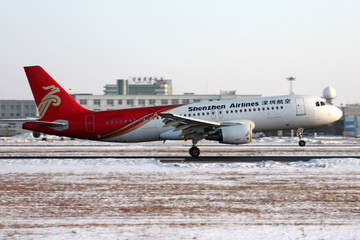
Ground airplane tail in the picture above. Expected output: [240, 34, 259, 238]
[24, 66, 90, 119]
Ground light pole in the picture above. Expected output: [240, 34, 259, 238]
[287, 77, 296, 137]
[287, 77, 296, 94]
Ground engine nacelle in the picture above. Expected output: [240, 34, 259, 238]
[206, 124, 252, 144]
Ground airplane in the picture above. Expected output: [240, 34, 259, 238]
[22, 66, 343, 157]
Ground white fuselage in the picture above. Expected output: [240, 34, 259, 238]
[107, 94, 342, 143]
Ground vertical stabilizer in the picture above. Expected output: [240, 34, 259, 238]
[24, 66, 90, 119]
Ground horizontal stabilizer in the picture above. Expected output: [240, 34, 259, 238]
[27, 120, 67, 127]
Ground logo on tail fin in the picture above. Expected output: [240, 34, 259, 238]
[38, 85, 61, 118]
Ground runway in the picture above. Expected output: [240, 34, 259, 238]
[1, 136, 360, 239]
[1, 155, 360, 163]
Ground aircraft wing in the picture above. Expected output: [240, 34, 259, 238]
[160, 112, 220, 138]
[160, 112, 255, 139]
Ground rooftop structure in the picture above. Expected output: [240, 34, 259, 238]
[104, 77, 174, 96]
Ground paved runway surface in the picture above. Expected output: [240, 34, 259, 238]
[1, 137, 360, 239]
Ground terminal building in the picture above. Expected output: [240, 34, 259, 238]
[74, 77, 260, 111]
[104, 77, 174, 96]
[0, 100, 38, 137]
[72, 91, 261, 111]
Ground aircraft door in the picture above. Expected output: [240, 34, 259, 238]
[85, 115, 96, 133]
[295, 98, 306, 116]
[211, 110, 216, 119]
[218, 109, 224, 119]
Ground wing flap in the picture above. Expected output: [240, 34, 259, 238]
[160, 112, 221, 127]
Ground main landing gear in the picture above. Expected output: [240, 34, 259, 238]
[297, 128, 306, 147]
[189, 135, 202, 158]
[189, 146, 200, 158]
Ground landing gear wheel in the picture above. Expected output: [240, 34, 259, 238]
[299, 140, 306, 147]
[189, 146, 200, 158]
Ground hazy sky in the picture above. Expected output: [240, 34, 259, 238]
[1, 0, 359, 105]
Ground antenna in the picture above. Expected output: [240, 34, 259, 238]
[286, 77, 296, 94]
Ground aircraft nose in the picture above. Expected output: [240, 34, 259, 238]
[332, 106, 343, 121]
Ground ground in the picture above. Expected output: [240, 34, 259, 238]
[0, 136, 359, 239]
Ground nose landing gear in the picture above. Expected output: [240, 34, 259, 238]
[297, 128, 306, 147]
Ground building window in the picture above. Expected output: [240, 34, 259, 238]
[149, 100, 156, 105]
[118, 100, 123, 105]
[94, 99, 101, 105]
[171, 99, 179, 104]
[10, 105, 14, 110]
[107, 99, 114, 105]
[138, 99, 145, 106]
[182, 99, 190, 104]
[193, 99, 201, 103]
[126, 99, 134, 105]
[161, 100, 168, 105]
[80, 99, 87, 105]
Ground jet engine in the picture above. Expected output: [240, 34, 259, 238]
[206, 124, 253, 144]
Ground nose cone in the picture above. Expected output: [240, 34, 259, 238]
[333, 106, 343, 121]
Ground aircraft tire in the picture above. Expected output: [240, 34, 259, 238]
[33, 131, 41, 138]
[189, 147, 200, 158]
[299, 140, 306, 147]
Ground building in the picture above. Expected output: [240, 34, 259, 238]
[0, 100, 38, 118]
[104, 77, 174, 96]
[0, 100, 39, 137]
[343, 104, 360, 137]
[72, 91, 261, 111]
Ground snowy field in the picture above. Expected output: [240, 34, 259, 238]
[0, 135, 360, 239]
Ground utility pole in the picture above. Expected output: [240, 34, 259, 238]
[286, 77, 296, 94]
[287, 77, 296, 137]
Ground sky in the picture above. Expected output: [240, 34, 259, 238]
[1, 0, 359, 106]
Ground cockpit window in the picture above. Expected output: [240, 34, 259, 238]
[316, 101, 327, 107]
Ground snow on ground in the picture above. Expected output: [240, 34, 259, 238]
[0, 135, 360, 239]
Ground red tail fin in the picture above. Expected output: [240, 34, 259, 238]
[24, 66, 90, 119]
